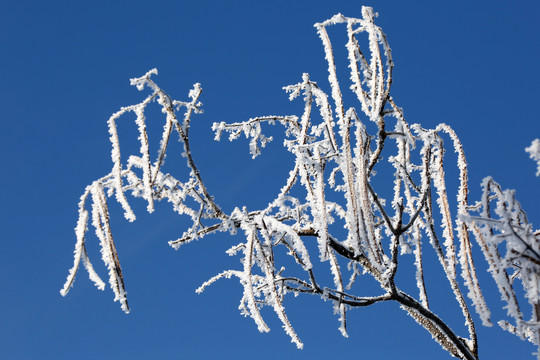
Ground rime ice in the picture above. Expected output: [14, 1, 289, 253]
[62, 7, 539, 360]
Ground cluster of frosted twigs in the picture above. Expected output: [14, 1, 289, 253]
[62, 7, 539, 360]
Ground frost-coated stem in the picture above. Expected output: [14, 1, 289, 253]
[395, 290, 477, 360]
[171, 85, 225, 219]
[63, 7, 538, 359]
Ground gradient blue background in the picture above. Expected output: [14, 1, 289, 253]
[0, 0, 539, 359]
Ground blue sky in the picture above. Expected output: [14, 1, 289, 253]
[0, 0, 539, 359]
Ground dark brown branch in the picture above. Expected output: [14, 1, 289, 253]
[400, 188, 429, 234]
[395, 290, 477, 360]
[367, 182, 397, 235]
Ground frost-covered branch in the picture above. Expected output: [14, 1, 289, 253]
[526, 139, 540, 176]
[62, 6, 539, 359]
[463, 177, 540, 356]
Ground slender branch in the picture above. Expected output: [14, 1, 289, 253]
[395, 290, 477, 360]
[169, 223, 222, 247]
[367, 182, 396, 235]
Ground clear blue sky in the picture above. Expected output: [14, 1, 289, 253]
[0, 0, 538, 359]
